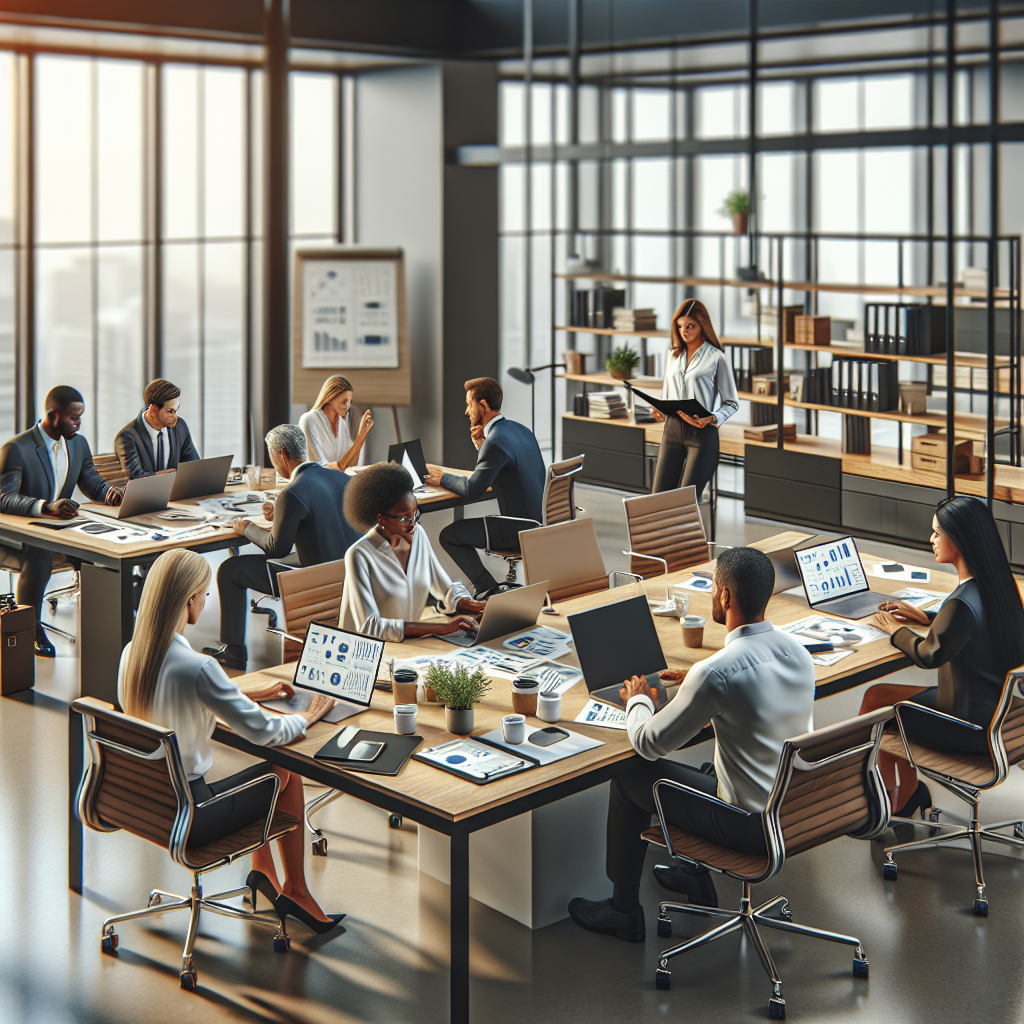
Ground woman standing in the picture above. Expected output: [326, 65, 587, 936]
[299, 376, 373, 471]
[650, 298, 739, 496]
[859, 496, 1024, 817]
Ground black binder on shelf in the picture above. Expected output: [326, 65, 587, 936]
[313, 728, 421, 776]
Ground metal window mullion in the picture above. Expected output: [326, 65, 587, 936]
[244, 65, 254, 470]
[197, 67, 206, 450]
[147, 61, 163, 384]
[523, 0, 533, 379]
[15, 53, 35, 431]
[90, 60, 99, 441]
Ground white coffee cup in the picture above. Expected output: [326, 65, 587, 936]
[394, 704, 417, 735]
[670, 585, 690, 616]
[502, 714, 526, 744]
[537, 692, 561, 723]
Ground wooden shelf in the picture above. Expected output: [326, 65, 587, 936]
[558, 372, 663, 388]
[785, 341, 1012, 367]
[558, 325, 670, 338]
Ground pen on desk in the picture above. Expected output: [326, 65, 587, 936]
[482, 760, 525, 777]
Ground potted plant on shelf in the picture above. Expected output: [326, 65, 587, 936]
[719, 189, 750, 235]
[606, 345, 640, 381]
[426, 662, 491, 735]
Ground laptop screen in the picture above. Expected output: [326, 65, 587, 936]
[388, 440, 428, 485]
[293, 622, 385, 706]
[795, 536, 869, 606]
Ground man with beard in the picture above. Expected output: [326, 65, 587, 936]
[568, 546, 815, 942]
[423, 377, 545, 598]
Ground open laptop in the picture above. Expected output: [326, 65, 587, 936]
[79, 471, 177, 519]
[768, 544, 803, 595]
[436, 580, 549, 647]
[567, 593, 671, 709]
[261, 621, 386, 724]
[794, 534, 887, 619]
[388, 440, 429, 488]
[169, 454, 233, 501]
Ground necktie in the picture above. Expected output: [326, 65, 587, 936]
[156, 431, 165, 471]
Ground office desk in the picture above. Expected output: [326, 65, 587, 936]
[67, 530, 952, 1023]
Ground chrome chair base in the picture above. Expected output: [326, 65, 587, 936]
[304, 789, 344, 855]
[100, 871, 289, 989]
[655, 881, 868, 1019]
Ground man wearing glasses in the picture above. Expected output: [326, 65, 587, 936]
[206, 424, 361, 671]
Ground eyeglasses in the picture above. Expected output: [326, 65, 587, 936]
[381, 509, 421, 526]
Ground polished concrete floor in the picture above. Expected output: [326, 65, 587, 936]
[2, 489, 1024, 1023]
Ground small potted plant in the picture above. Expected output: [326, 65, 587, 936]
[606, 345, 640, 380]
[426, 662, 491, 735]
[719, 189, 750, 235]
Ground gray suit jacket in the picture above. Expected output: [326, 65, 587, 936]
[115, 410, 201, 479]
[0, 425, 111, 516]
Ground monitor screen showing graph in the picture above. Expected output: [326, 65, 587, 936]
[293, 622, 385, 706]
[795, 536, 869, 605]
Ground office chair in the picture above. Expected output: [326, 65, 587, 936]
[1, 555, 79, 645]
[879, 666, 1024, 915]
[643, 708, 891, 1020]
[71, 696, 297, 991]
[483, 455, 586, 588]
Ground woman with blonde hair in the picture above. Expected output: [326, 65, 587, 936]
[118, 548, 343, 934]
[650, 298, 739, 496]
[298, 375, 373, 471]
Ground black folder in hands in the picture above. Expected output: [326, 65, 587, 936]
[625, 384, 712, 421]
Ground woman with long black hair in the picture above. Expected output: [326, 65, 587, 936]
[859, 495, 1024, 817]
[650, 298, 739, 495]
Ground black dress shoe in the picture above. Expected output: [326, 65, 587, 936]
[653, 863, 719, 908]
[34, 624, 55, 658]
[567, 897, 646, 942]
[202, 643, 247, 671]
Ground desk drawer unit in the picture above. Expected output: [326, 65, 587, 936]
[562, 417, 646, 491]
[744, 446, 842, 528]
[842, 475, 945, 543]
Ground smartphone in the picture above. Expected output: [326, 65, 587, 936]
[911, 571, 928, 580]
[881, 563, 904, 573]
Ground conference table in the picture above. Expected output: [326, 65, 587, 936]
[69, 528, 952, 1024]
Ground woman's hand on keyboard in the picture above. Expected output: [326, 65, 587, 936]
[301, 694, 337, 726]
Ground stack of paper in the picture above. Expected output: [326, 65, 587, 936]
[587, 390, 629, 419]
[612, 307, 658, 332]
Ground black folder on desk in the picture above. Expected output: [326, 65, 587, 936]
[625, 384, 711, 421]
[314, 728, 421, 776]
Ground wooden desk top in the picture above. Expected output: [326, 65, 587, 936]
[225, 530, 954, 825]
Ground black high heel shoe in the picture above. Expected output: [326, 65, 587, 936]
[274, 894, 345, 934]
[894, 780, 933, 820]
[245, 870, 280, 907]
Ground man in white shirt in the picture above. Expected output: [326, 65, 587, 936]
[569, 546, 815, 942]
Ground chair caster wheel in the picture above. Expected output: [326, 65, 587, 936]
[48, 598, 57, 612]
[101, 931, 118, 957]
[388, 814, 403, 829]
[768, 995, 786, 1020]
[655, 967, 671, 990]
[273, 932, 291, 953]
[928, 808, 941, 823]
[268, 610, 278, 628]
[1015, 823, 1024, 841]
[657, 916, 672, 938]
[882, 861, 897, 881]
[312, 838, 328, 856]
[852, 956, 869, 979]
[180, 968, 198, 991]
[974, 898, 989, 917]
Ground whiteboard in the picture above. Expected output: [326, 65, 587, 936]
[301, 258, 399, 369]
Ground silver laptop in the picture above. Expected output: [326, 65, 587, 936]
[169, 455, 233, 501]
[768, 545, 803, 595]
[437, 580, 549, 647]
[80, 471, 177, 519]
[794, 535, 886, 619]
[262, 621, 386, 724]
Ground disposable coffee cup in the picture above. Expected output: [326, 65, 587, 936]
[502, 714, 526, 744]
[537, 692, 561, 723]
[394, 704, 417, 735]
[682, 614, 706, 649]
[510, 677, 540, 716]
[670, 585, 690, 616]
[245, 464, 261, 490]
[393, 667, 419, 705]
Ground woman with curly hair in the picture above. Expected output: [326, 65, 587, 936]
[339, 462, 486, 641]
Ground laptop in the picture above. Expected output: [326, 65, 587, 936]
[261, 621, 386, 724]
[567, 593, 671, 709]
[794, 535, 887, 619]
[80, 471, 177, 519]
[388, 440, 429, 489]
[768, 545, 803, 595]
[436, 580, 549, 647]
[168, 455, 233, 501]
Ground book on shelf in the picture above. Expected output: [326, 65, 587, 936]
[586, 390, 629, 419]
[828, 358, 899, 412]
[570, 287, 627, 329]
[611, 307, 658, 332]
[729, 344, 773, 392]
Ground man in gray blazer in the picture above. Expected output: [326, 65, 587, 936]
[114, 378, 201, 479]
[0, 385, 122, 656]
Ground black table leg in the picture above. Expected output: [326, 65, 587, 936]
[69, 707, 83, 894]
[449, 826, 470, 1024]
[79, 561, 135, 705]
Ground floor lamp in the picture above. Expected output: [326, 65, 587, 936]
[507, 363, 565, 441]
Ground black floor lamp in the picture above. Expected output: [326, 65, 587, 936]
[507, 363, 565, 441]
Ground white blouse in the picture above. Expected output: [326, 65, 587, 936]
[661, 342, 740, 427]
[340, 526, 471, 642]
[298, 406, 368, 468]
[117, 633, 306, 781]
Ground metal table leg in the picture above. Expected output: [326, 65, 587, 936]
[449, 826, 470, 1024]
[69, 708, 83, 894]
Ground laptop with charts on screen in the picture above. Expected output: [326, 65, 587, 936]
[793, 535, 887, 620]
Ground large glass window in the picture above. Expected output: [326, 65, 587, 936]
[0, 53, 16, 439]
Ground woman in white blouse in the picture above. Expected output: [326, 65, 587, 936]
[118, 549, 343, 934]
[339, 462, 485, 642]
[298, 376, 373, 471]
[651, 297, 739, 495]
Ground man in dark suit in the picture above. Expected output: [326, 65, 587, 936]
[0, 385, 123, 656]
[424, 376, 546, 598]
[205, 423, 361, 671]
[114, 378, 201, 479]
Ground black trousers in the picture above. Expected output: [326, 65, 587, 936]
[218, 554, 274, 647]
[607, 759, 767, 895]
[0, 543, 54, 619]
[899, 687, 991, 756]
[651, 417, 720, 497]
[188, 760, 277, 848]
[439, 516, 526, 593]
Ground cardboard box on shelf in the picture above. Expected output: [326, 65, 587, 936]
[898, 382, 928, 415]
[752, 373, 790, 396]
[794, 315, 830, 346]
[910, 433, 977, 473]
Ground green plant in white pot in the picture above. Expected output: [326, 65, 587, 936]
[427, 662, 491, 735]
